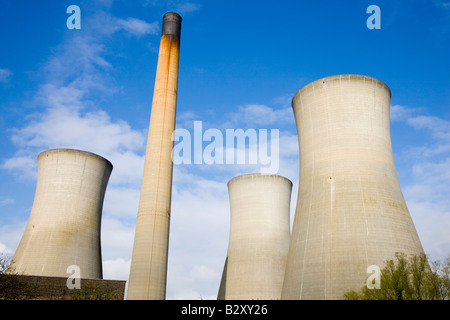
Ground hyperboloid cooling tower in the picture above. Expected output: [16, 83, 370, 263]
[218, 173, 292, 300]
[127, 12, 182, 300]
[281, 74, 424, 300]
[10, 148, 112, 279]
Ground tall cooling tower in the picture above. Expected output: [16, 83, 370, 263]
[218, 173, 292, 300]
[127, 12, 182, 300]
[10, 148, 112, 279]
[282, 74, 424, 300]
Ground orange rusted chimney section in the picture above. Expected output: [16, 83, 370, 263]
[127, 12, 181, 300]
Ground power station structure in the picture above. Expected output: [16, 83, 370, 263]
[218, 174, 292, 300]
[10, 148, 112, 279]
[127, 12, 182, 300]
[6, 10, 427, 301]
[281, 74, 425, 299]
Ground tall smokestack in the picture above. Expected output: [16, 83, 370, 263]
[10, 149, 112, 279]
[282, 75, 424, 299]
[127, 12, 182, 300]
[218, 174, 292, 300]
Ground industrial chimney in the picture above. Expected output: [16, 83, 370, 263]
[218, 173, 292, 300]
[127, 12, 182, 300]
[10, 148, 112, 279]
[282, 74, 425, 299]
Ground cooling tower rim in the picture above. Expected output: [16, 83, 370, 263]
[37, 148, 113, 169]
[291, 74, 391, 107]
[227, 172, 292, 188]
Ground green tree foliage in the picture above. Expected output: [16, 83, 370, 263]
[344, 252, 450, 300]
[70, 283, 121, 300]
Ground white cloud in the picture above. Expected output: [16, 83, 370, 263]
[228, 104, 294, 126]
[101, 218, 135, 261]
[0, 197, 14, 207]
[407, 200, 450, 262]
[1, 11, 150, 171]
[167, 262, 220, 300]
[175, 3, 200, 15]
[1, 156, 37, 180]
[165, 166, 230, 299]
[392, 105, 450, 261]
[0, 6, 150, 291]
[42, 38, 112, 91]
[103, 258, 131, 281]
[11, 106, 143, 155]
[115, 18, 159, 37]
[103, 186, 140, 219]
[3, 100, 146, 186]
[407, 115, 450, 142]
[0, 220, 27, 255]
[391, 104, 413, 122]
[0, 68, 12, 83]
[0, 243, 11, 255]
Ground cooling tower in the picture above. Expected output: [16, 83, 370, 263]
[10, 148, 112, 279]
[281, 74, 424, 300]
[127, 12, 182, 300]
[217, 173, 292, 300]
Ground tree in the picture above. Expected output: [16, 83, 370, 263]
[429, 256, 450, 300]
[344, 252, 450, 300]
[70, 283, 121, 300]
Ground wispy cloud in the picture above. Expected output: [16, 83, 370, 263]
[116, 17, 160, 37]
[2, 8, 150, 178]
[1, 6, 151, 287]
[0, 68, 12, 84]
[0, 3, 219, 299]
[228, 104, 294, 127]
[391, 104, 415, 122]
[0, 197, 14, 207]
[0, 220, 26, 255]
[392, 105, 450, 261]
[175, 2, 200, 15]
[407, 115, 450, 142]
[1, 156, 37, 180]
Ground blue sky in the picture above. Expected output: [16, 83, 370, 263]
[0, 0, 449, 299]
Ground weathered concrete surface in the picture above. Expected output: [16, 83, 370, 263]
[10, 148, 112, 279]
[127, 12, 181, 300]
[218, 173, 292, 300]
[282, 75, 424, 300]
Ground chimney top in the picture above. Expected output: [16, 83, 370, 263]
[162, 12, 182, 37]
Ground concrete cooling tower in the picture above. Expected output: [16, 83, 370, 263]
[281, 74, 424, 300]
[10, 148, 112, 279]
[218, 173, 292, 300]
[127, 12, 182, 300]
